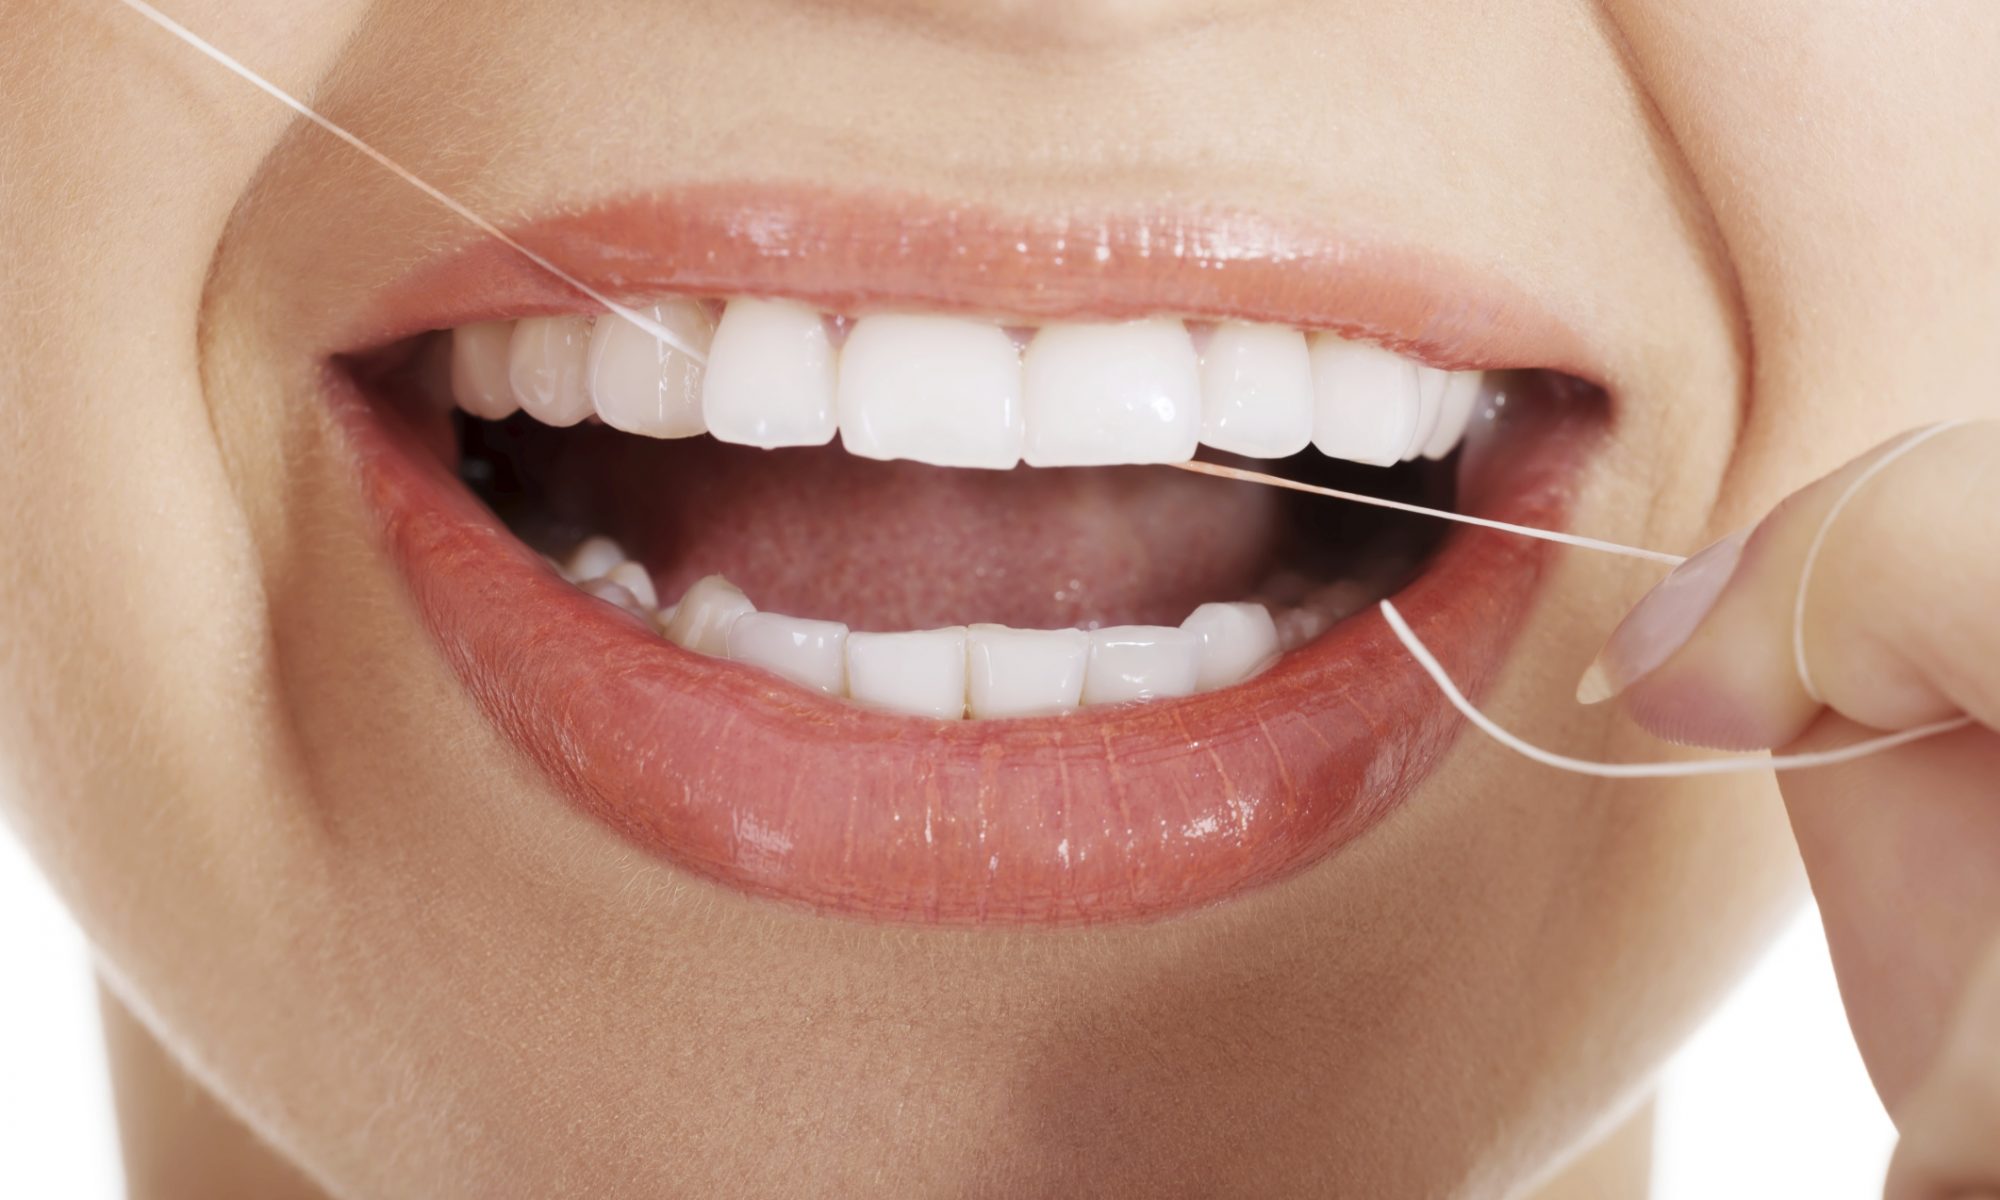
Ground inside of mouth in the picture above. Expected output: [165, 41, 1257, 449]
[362, 296, 1561, 720]
[459, 414, 1446, 636]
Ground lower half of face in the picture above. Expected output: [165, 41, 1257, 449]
[11, 0, 1996, 1194]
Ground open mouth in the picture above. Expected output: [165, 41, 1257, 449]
[331, 190, 1603, 925]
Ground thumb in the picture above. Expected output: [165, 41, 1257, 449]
[1576, 419, 2000, 750]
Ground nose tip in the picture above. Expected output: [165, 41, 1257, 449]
[812, 0, 1272, 48]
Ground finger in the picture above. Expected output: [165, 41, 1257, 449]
[1577, 420, 2000, 750]
[1883, 931, 2000, 1200]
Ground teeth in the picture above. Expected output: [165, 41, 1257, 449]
[564, 570, 1319, 715]
[1021, 318, 1201, 466]
[579, 578, 650, 621]
[450, 321, 519, 419]
[602, 560, 657, 610]
[457, 301, 1487, 464]
[588, 299, 714, 438]
[1420, 370, 1484, 460]
[1180, 602, 1281, 691]
[727, 612, 849, 695]
[966, 625, 1091, 718]
[1308, 334, 1422, 467]
[507, 315, 596, 427]
[564, 535, 627, 584]
[1198, 322, 1314, 459]
[837, 314, 1025, 469]
[702, 298, 838, 448]
[1081, 626, 1202, 706]
[845, 627, 969, 719]
[1401, 365, 1451, 462]
[662, 575, 756, 656]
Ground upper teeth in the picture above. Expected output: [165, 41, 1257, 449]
[450, 298, 1487, 468]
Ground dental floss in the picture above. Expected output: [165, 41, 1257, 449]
[1169, 460, 1688, 565]
[115, 0, 1985, 777]
[1790, 419, 1969, 703]
[106, 0, 708, 364]
[1379, 600, 1975, 778]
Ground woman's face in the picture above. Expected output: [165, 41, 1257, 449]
[3, 1, 1995, 1194]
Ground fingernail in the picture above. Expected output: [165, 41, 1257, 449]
[1576, 528, 1751, 704]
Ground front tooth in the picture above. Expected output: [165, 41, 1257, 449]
[1021, 319, 1201, 466]
[1198, 322, 1314, 459]
[662, 575, 756, 656]
[1180, 602, 1281, 691]
[845, 627, 969, 719]
[1420, 371, 1484, 459]
[603, 561, 657, 609]
[727, 612, 849, 695]
[564, 535, 626, 583]
[702, 298, 838, 448]
[451, 321, 519, 419]
[1308, 335, 1421, 467]
[1081, 625, 1201, 706]
[836, 314, 1024, 469]
[966, 625, 1090, 718]
[507, 315, 596, 427]
[588, 299, 714, 438]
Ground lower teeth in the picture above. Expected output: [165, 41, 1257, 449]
[446, 386, 1454, 720]
[549, 534, 1335, 720]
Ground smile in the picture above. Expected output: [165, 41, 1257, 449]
[334, 187, 1604, 925]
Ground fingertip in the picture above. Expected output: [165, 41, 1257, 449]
[1573, 527, 1751, 708]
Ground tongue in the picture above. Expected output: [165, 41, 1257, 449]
[535, 431, 1284, 630]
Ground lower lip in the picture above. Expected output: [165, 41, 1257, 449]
[335, 376, 1588, 926]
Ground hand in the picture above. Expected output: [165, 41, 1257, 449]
[1580, 420, 2000, 1199]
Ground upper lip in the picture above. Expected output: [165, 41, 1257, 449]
[332, 185, 1599, 926]
[342, 183, 1606, 383]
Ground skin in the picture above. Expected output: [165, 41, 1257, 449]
[0, 1, 1993, 1195]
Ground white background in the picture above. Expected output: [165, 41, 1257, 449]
[0, 824, 1893, 1198]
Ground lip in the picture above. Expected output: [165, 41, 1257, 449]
[333, 188, 1597, 925]
[342, 184, 1602, 380]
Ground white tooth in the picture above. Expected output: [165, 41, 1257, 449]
[565, 535, 626, 583]
[1081, 625, 1201, 706]
[1274, 606, 1331, 652]
[845, 627, 969, 719]
[1309, 335, 1422, 467]
[662, 575, 756, 656]
[1021, 319, 1201, 466]
[580, 579, 649, 621]
[837, 314, 1024, 469]
[603, 560, 657, 609]
[451, 321, 519, 419]
[507, 315, 596, 426]
[701, 298, 838, 448]
[587, 299, 714, 438]
[727, 612, 849, 695]
[1198, 322, 1313, 459]
[966, 625, 1090, 718]
[1401, 366, 1451, 461]
[1421, 371, 1484, 460]
[1180, 602, 1281, 691]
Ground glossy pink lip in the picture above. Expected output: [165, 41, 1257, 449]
[335, 188, 1598, 925]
